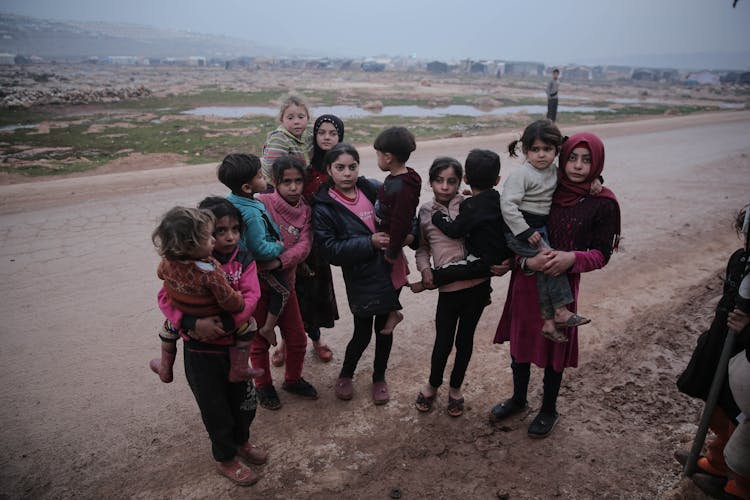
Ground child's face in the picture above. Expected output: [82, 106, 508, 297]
[525, 139, 557, 171]
[275, 168, 304, 206]
[430, 166, 460, 205]
[564, 146, 593, 183]
[375, 150, 391, 172]
[243, 168, 267, 195]
[191, 226, 215, 259]
[281, 104, 309, 138]
[213, 216, 241, 254]
[327, 153, 359, 192]
[316, 122, 339, 151]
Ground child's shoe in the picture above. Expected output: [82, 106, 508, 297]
[228, 347, 264, 382]
[149, 347, 176, 383]
[237, 442, 268, 465]
[215, 457, 259, 486]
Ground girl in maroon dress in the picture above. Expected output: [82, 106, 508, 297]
[490, 132, 621, 438]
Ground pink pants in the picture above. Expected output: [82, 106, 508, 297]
[250, 288, 307, 388]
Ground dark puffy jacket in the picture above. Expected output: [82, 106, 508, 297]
[312, 177, 401, 317]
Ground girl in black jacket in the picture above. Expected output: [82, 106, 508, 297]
[312, 143, 401, 405]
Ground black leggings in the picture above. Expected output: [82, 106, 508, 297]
[339, 314, 393, 383]
[184, 342, 257, 462]
[510, 357, 563, 414]
[428, 280, 490, 389]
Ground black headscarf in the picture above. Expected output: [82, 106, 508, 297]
[310, 114, 345, 172]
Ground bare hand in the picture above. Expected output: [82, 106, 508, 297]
[528, 231, 542, 247]
[590, 178, 603, 196]
[190, 316, 226, 342]
[402, 234, 415, 247]
[421, 268, 435, 288]
[489, 258, 512, 277]
[728, 308, 750, 333]
[540, 250, 576, 277]
[371, 232, 390, 250]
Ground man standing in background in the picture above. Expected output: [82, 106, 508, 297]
[546, 68, 560, 122]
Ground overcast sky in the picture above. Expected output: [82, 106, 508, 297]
[2, 0, 749, 66]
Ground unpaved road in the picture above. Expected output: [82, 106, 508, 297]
[1, 111, 749, 499]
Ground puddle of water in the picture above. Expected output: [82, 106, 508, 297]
[183, 104, 613, 119]
[0, 124, 39, 132]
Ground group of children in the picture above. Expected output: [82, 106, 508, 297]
[147, 93, 598, 485]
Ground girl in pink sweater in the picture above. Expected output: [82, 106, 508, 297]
[251, 156, 319, 410]
[413, 157, 511, 417]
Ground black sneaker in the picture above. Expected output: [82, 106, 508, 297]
[528, 411, 559, 438]
[282, 378, 319, 400]
[489, 398, 528, 422]
[257, 384, 282, 410]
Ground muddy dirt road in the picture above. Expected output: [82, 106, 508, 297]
[1, 111, 749, 499]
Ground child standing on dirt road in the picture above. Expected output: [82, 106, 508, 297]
[220, 153, 291, 348]
[313, 143, 403, 405]
[502, 119, 598, 342]
[373, 126, 422, 335]
[150, 205, 261, 384]
[261, 95, 313, 183]
[156, 198, 268, 486]
[413, 157, 511, 417]
[273, 114, 345, 367]
[249, 156, 320, 410]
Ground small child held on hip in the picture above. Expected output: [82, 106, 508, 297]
[373, 126, 422, 334]
[261, 95, 313, 184]
[312, 143, 402, 404]
[155, 199, 268, 486]
[410, 149, 513, 293]
[150, 205, 262, 384]
[502, 118, 600, 342]
[220, 153, 290, 346]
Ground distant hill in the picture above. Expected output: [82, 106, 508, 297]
[0, 13, 285, 59]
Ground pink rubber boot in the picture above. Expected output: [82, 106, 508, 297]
[149, 347, 176, 383]
[228, 347, 264, 382]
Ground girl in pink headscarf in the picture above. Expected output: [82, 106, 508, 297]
[490, 131, 621, 439]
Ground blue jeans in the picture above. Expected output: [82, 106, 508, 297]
[506, 227, 573, 319]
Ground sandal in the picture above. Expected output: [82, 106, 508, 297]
[447, 395, 465, 417]
[216, 457, 259, 486]
[271, 348, 285, 367]
[555, 313, 590, 328]
[414, 391, 436, 412]
[542, 328, 569, 343]
[313, 343, 333, 362]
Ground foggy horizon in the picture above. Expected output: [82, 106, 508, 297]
[1, 0, 749, 70]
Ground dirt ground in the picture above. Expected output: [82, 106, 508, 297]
[0, 110, 749, 499]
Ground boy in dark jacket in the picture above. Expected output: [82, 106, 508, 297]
[410, 149, 512, 292]
[373, 126, 422, 334]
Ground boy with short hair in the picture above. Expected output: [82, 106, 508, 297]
[410, 149, 512, 292]
[373, 126, 422, 334]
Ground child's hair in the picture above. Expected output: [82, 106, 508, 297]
[507, 119, 563, 158]
[373, 126, 416, 163]
[552, 68, 560, 75]
[217, 153, 262, 195]
[152, 206, 215, 261]
[272, 155, 306, 183]
[311, 114, 345, 172]
[324, 142, 360, 167]
[278, 94, 310, 121]
[428, 157, 463, 182]
[197, 196, 245, 235]
[735, 204, 749, 236]
[464, 149, 500, 190]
